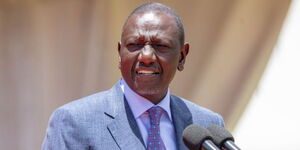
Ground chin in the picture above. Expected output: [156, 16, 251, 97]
[135, 86, 162, 99]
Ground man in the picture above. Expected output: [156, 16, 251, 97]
[42, 2, 224, 150]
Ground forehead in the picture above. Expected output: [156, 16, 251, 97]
[122, 12, 179, 42]
[136, 12, 160, 26]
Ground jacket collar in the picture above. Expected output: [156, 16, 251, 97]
[170, 95, 193, 150]
[105, 81, 146, 150]
[104, 82, 193, 150]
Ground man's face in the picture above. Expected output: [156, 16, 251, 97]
[118, 12, 189, 103]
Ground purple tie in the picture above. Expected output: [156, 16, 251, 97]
[146, 106, 166, 150]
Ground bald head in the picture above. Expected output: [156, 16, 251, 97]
[122, 2, 185, 47]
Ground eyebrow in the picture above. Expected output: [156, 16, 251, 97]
[124, 34, 175, 45]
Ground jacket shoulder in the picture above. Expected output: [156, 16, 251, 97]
[42, 89, 114, 149]
[57, 90, 110, 114]
[172, 95, 224, 127]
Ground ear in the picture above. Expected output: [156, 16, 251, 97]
[177, 43, 189, 71]
[118, 42, 121, 69]
[118, 42, 121, 54]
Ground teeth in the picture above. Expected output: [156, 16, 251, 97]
[137, 70, 155, 74]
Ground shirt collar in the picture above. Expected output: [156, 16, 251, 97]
[120, 79, 172, 121]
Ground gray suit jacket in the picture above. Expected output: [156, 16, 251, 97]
[42, 82, 224, 150]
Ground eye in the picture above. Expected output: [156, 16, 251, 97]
[126, 43, 144, 51]
[152, 44, 170, 52]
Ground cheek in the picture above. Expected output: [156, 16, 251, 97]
[120, 52, 137, 74]
[120, 59, 132, 73]
[161, 54, 180, 68]
[161, 57, 179, 77]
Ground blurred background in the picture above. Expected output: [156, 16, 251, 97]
[0, 0, 299, 149]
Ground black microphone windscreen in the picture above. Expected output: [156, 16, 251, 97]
[207, 125, 234, 147]
[182, 124, 213, 150]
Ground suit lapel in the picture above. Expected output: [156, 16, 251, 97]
[124, 97, 145, 146]
[105, 83, 145, 150]
[104, 82, 194, 150]
[170, 95, 193, 150]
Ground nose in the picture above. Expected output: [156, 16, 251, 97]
[138, 44, 157, 66]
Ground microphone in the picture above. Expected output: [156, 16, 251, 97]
[183, 124, 220, 150]
[207, 125, 241, 150]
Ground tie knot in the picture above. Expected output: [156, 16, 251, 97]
[147, 106, 164, 125]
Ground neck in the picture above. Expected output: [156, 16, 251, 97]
[141, 91, 168, 104]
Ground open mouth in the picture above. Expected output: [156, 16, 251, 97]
[136, 70, 160, 75]
[134, 68, 161, 83]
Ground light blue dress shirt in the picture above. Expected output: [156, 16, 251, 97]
[120, 79, 177, 150]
